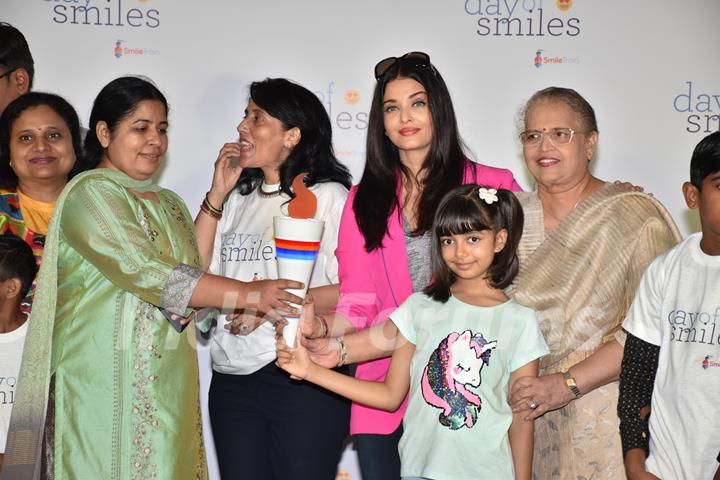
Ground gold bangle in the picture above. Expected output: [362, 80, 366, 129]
[202, 198, 222, 216]
[203, 192, 223, 214]
[200, 202, 221, 219]
[336, 336, 347, 368]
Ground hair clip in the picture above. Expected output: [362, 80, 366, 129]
[478, 187, 498, 204]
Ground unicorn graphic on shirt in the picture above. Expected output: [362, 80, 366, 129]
[421, 330, 496, 430]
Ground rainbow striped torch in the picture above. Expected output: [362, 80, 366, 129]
[273, 216, 325, 347]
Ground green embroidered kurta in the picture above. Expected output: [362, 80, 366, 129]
[2, 170, 207, 480]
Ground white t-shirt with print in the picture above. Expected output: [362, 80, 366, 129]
[209, 181, 347, 375]
[623, 233, 720, 480]
[391, 293, 548, 480]
[0, 320, 28, 453]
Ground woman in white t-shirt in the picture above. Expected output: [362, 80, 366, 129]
[194, 77, 353, 480]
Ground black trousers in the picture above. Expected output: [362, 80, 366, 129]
[354, 424, 403, 480]
[209, 364, 351, 480]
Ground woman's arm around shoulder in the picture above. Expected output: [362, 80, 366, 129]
[466, 160, 523, 192]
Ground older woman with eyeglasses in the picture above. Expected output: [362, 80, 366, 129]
[506, 87, 681, 479]
[294, 51, 522, 480]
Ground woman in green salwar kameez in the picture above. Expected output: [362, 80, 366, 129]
[1, 77, 303, 480]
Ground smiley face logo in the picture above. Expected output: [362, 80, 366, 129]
[556, 0, 572, 11]
[344, 90, 360, 106]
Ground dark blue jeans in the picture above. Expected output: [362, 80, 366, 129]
[209, 365, 350, 480]
[354, 424, 403, 480]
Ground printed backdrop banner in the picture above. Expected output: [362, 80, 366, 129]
[3, 1, 720, 478]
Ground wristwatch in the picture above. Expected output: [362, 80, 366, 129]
[562, 370, 582, 399]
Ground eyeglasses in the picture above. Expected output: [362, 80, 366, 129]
[374, 51, 433, 80]
[0, 68, 16, 80]
[519, 128, 577, 147]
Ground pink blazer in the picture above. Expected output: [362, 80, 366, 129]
[334, 161, 523, 434]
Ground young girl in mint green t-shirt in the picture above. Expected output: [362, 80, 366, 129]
[277, 185, 548, 480]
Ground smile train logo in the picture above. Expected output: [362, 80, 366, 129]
[114, 40, 123, 58]
[702, 355, 720, 369]
[531, 48, 580, 68]
[110, 39, 161, 59]
[534, 49, 544, 68]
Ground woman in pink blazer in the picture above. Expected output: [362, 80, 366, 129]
[301, 52, 522, 479]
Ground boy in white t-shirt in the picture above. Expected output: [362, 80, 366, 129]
[619, 131, 720, 480]
[0, 234, 37, 471]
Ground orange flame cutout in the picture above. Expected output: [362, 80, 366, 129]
[288, 173, 317, 219]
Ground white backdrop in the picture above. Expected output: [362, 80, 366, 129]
[3, 1, 720, 478]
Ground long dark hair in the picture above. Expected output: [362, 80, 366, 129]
[235, 78, 351, 196]
[354, 56, 469, 252]
[84, 76, 168, 167]
[0, 91, 88, 189]
[424, 185, 524, 302]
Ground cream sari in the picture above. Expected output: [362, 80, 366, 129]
[511, 184, 681, 480]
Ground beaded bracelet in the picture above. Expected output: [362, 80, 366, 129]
[336, 336, 347, 368]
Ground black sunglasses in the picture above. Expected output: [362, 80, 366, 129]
[374, 51, 433, 80]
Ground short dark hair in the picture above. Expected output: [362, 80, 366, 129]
[0, 233, 38, 298]
[690, 131, 720, 190]
[235, 77, 352, 196]
[84, 76, 168, 166]
[424, 185, 524, 302]
[0, 91, 88, 189]
[523, 86, 598, 134]
[354, 53, 470, 252]
[0, 22, 34, 88]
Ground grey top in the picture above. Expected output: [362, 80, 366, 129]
[403, 217, 432, 293]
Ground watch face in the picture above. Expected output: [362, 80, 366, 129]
[563, 374, 581, 398]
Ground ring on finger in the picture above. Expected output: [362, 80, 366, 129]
[528, 399, 538, 409]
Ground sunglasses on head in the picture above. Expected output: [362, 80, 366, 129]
[374, 51, 433, 80]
